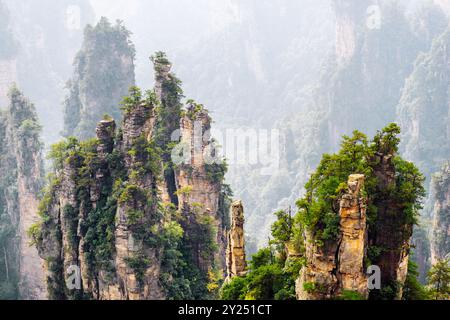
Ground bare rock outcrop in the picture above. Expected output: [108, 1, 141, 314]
[0, 87, 46, 299]
[175, 104, 228, 272]
[431, 163, 450, 264]
[296, 174, 368, 300]
[226, 201, 247, 281]
[36, 56, 230, 300]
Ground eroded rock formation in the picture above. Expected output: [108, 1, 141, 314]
[226, 201, 247, 281]
[369, 152, 412, 300]
[431, 163, 450, 264]
[0, 87, 46, 299]
[333, 0, 372, 64]
[338, 174, 368, 295]
[63, 17, 135, 140]
[175, 104, 228, 272]
[35, 56, 230, 300]
[296, 174, 368, 300]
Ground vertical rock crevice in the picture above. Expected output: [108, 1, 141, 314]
[0, 87, 46, 299]
[296, 174, 368, 300]
[226, 201, 247, 282]
[431, 163, 450, 264]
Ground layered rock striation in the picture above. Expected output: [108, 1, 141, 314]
[296, 174, 368, 300]
[63, 17, 135, 140]
[226, 201, 247, 282]
[0, 87, 46, 299]
[35, 56, 230, 300]
[431, 163, 450, 264]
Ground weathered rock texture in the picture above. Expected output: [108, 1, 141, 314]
[37, 98, 165, 300]
[296, 174, 368, 300]
[226, 201, 247, 281]
[36, 57, 230, 300]
[0, 87, 46, 299]
[338, 174, 368, 295]
[396, 10, 450, 282]
[63, 17, 135, 140]
[369, 152, 412, 300]
[333, 0, 372, 64]
[175, 106, 228, 272]
[431, 163, 450, 264]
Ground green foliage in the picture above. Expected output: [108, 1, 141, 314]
[427, 259, 450, 300]
[120, 86, 143, 114]
[128, 134, 162, 177]
[82, 188, 118, 278]
[125, 252, 151, 287]
[366, 246, 383, 267]
[303, 282, 325, 294]
[221, 246, 299, 301]
[295, 124, 425, 245]
[151, 51, 171, 70]
[63, 205, 79, 250]
[371, 122, 401, 155]
[221, 276, 248, 300]
[48, 137, 80, 170]
[224, 124, 425, 301]
[120, 86, 158, 116]
[174, 185, 193, 197]
[205, 160, 228, 184]
[391, 156, 426, 225]
[271, 210, 293, 243]
[17, 119, 42, 140]
[370, 281, 401, 300]
[63, 17, 135, 139]
[335, 290, 366, 300]
[151, 52, 184, 163]
[296, 130, 372, 241]
[118, 184, 147, 204]
[183, 100, 210, 121]
[0, 88, 43, 300]
[402, 259, 429, 300]
[126, 209, 144, 225]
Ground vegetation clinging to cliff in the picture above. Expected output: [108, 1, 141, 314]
[222, 124, 425, 301]
[63, 17, 135, 140]
[296, 123, 425, 244]
[0, 88, 43, 300]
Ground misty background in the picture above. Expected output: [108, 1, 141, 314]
[1, 0, 449, 276]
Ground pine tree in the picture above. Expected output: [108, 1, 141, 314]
[427, 259, 450, 300]
[402, 259, 429, 300]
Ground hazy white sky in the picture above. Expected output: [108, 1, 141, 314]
[90, 0, 140, 21]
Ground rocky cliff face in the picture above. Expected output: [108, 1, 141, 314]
[0, 87, 46, 299]
[293, 124, 425, 300]
[333, 0, 371, 64]
[175, 106, 228, 273]
[296, 174, 368, 300]
[35, 56, 230, 300]
[242, 1, 443, 250]
[2, 0, 94, 143]
[226, 201, 247, 282]
[369, 152, 412, 299]
[63, 17, 135, 140]
[397, 22, 450, 281]
[431, 163, 450, 264]
[398, 28, 450, 180]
